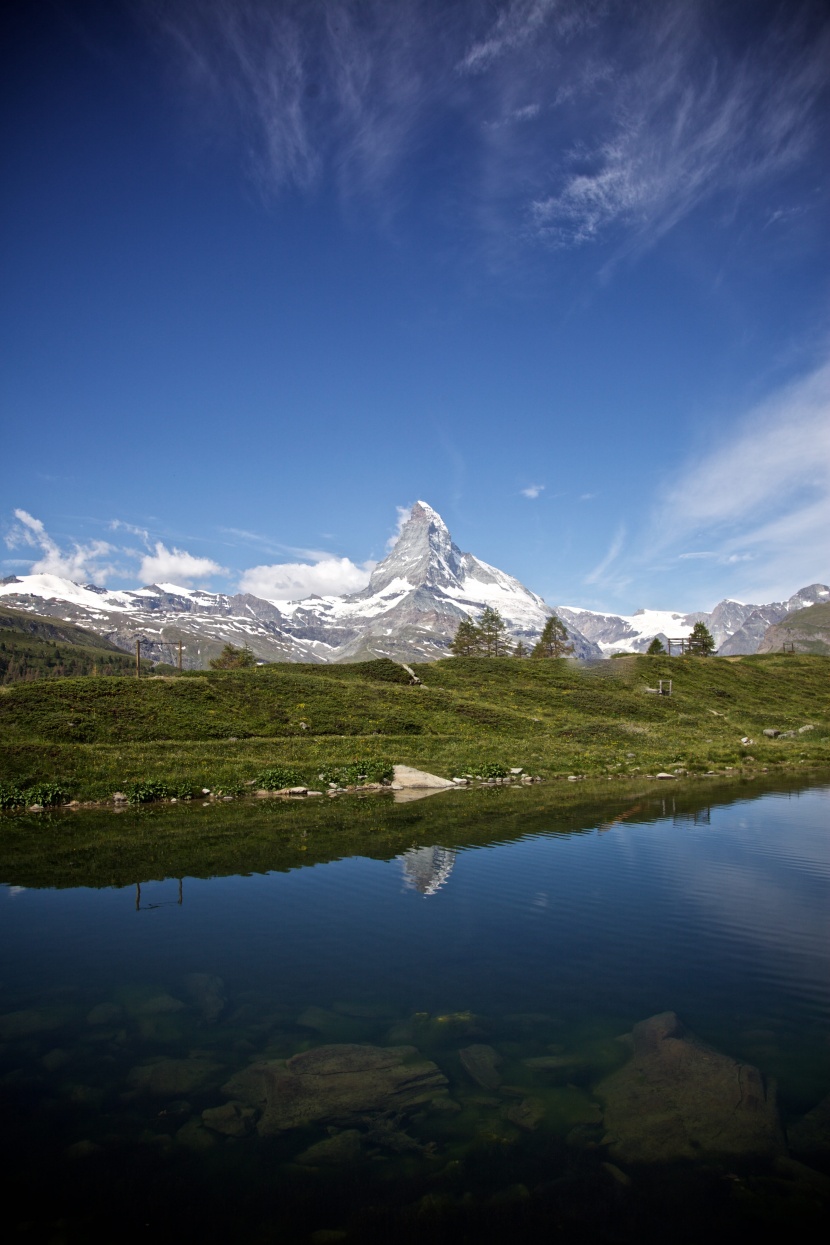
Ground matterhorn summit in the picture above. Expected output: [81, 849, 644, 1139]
[283, 501, 599, 662]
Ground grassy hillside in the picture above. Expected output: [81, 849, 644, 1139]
[0, 653, 827, 803]
[0, 603, 152, 684]
[759, 602, 830, 655]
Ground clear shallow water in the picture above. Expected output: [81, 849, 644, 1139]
[1, 780, 828, 1243]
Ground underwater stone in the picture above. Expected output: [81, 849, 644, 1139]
[126, 1057, 224, 1097]
[183, 973, 226, 1024]
[131, 993, 186, 1017]
[788, 1092, 830, 1164]
[257, 1043, 448, 1135]
[202, 1100, 255, 1138]
[86, 1003, 123, 1027]
[505, 1097, 545, 1131]
[296, 1129, 363, 1165]
[459, 1044, 502, 1090]
[0, 1009, 65, 1038]
[176, 1118, 217, 1150]
[596, 1011, 785, 1164]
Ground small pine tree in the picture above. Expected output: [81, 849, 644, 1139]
[531, 613, 574, 659]
[478, 605, 510, 656]
[209, 643, 256, 669]
[451, 617, 482, 657]
[646, 636, 666, 655]
[686, 622, 716, 656]
[513, 640, 528, 658]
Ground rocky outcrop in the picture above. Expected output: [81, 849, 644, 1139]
[597, 1012, 784, 1164]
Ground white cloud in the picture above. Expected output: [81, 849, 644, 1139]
[651, 357, 830, 597]
[239, 556, 375, 601]
[5, 510, 117, 583]
[521, 483, 544, 498]
[139, 542, 227, 585]
[584, 524, 626, 585]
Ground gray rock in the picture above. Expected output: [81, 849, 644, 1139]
[460, 1044, 502, 1090]
[257, 1043, 448, 1135]
[763, 729, 780, 738]
[597, 1011, 784, 1164]
[392, 765, 455, 789]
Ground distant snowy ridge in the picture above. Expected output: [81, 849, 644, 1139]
[1, 506, 826, 666]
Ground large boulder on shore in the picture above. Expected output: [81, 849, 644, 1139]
[597, 1011, 784, 1164]
[255, 1043, 448, 1135]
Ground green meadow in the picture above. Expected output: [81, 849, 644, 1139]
[1, 653, 828, 805]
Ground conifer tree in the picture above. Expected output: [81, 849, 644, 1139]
[451, 617, 482, 657]
[531, 613, 574, 658]
[686, 622, 716, 656]
[646, 636, 666, 655]
[209, 643, 256, 669]
[513, 640, 528, 658]
[478, 605, 510, 656]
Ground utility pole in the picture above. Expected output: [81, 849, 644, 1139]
[135, 638, 141, 678]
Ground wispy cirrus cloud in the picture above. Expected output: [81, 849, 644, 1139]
[528, 3, 830, 252]
[650, 357, 830, 598]
[521, 483, 544, 498]
[146, 1, 829, 257]
[584, 523, 626, 587]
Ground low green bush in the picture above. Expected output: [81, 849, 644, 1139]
[0, 782, 24, 809]
[255, 766, 304, 790]
[318, 759, 394, 786]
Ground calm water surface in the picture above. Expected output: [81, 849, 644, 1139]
[1, 779, 828, 1243]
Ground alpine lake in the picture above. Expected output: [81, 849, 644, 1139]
[1, 774, 828, 1244]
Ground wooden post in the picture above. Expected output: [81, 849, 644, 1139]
[178, 640, 183, 673]
[135, 638, 140, 678]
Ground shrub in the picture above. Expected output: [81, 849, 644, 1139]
[473, 762, 509, 779]
[256, 766, 304, 790]
[318, 759, 394, 786]
[124, 781, 173, 804]
[24, 783, 69, 807]
[0, 782, 25, 810]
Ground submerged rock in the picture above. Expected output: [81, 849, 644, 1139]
[0, 1008, 66, 1038]
[202, 1100, 256, 1137]
[296, 1129, 363, 1166]
[788, 1092, 830, 1164]
[183, 973, 226, 1024]
[459, 1044, 502, 1090]
[505, 1096, 545, 1131]
[597, 1011, 785, 1164]
[257, 1043, 448, 1135]
[126, 1057, 224, 1097]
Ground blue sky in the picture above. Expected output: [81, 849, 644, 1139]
[2, 0, 828, 613]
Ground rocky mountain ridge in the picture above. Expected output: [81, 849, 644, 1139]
[0, 503, 826, 666]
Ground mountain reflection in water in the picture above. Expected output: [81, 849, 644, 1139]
[399, 844, 457, 895]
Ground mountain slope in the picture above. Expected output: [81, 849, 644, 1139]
[0, 603, 147, 684]
[757, 602, 830, 655]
